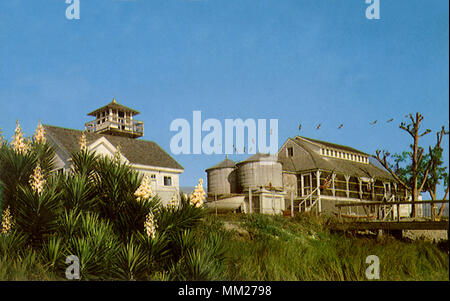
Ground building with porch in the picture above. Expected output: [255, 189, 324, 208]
[205, 136, 416, 217]
[278, 136, 415, 217]
[44, 99, 184, 205]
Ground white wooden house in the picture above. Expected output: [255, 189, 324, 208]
[44, 99, 184, 205]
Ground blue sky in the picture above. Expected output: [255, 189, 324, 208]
[0, 0, 448, 195]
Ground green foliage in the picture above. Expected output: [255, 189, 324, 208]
[223, 214, 449, 281]
[156, 198, 205, 238]
[62, 212, 119, 280]
[14, 184, 62, 247]
[59, 173, 99, 213]
[0, 141, 55, 210]
[112, 236, 148, 280]
[169, 229, 228, 281]
[392, 142, 448, 198]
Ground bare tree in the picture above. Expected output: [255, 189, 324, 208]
[376, 113, 432, 217]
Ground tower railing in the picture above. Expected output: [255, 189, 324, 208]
[85, 117, 144, 135]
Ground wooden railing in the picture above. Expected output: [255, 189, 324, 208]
[298, 187, 319, 213]
[85, 117, 144, 135]
[335, 200, 449, 222]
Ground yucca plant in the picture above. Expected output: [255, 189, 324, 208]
[0, 230, 27, 259]
[70, 150, 99, 181]
[136, 231, 170, 270]
[40, 236, 66, 276]
[59, 173, 99, 213]
[169, 230, 227, 281]
[112, 236, 148, 280]
[63, 212, 120, 280]
[0, 145, 38, 210]
[14, 183, 62, 248]
[95, 156, 159, 242]
[156, 196, 205, 239]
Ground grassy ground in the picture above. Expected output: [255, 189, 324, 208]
[201, 213, 449, 281]
[1, 212, 448, 281]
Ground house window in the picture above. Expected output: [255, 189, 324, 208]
[150, 174, 156, 179]
[164, 176, 172, 186]
[287, 147, 294, 157]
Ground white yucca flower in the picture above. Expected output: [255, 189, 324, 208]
[167, 193, 179, 209]
[113, 144, 122, 164]
[33, 120, 46, 144]
[11, 120, 29, 154]
[29, 162, 46, 194]
[144, 211, 157, 239]
[190, 178, 205, 208]
[134, 175, 153, 202]
[79, 132, 87, 151]
[1, 206, 13, 235]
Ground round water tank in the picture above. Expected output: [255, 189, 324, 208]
[236, 153, 282, 191]
[205, 158, 237, 195]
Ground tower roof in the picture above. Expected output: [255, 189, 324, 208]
[205, 158, 236, 172]
[87, 99, 140, 117]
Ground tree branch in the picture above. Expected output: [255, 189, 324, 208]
[375, 150, 411, 192]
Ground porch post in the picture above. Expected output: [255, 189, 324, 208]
[290, 191, 294, 217]
[332, 173, 336, 197]
[344, 175, 350, 198]
[358, 178, 363, 199]
[316, 170, 321, 214]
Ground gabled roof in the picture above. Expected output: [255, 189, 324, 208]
[296, 136, 369, 156]
[282, 137, 394, 180]
[87, 99, 140, 117]
[205, 158, 236, 172]
[44, 125, 183, 171]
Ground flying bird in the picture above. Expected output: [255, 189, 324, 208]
[387, 118, 394, 123]
[316, 124, 321, 130]
[370, 120, 377, 125]
[338, 124, 343, 129]
[298, 123, 302, 131]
